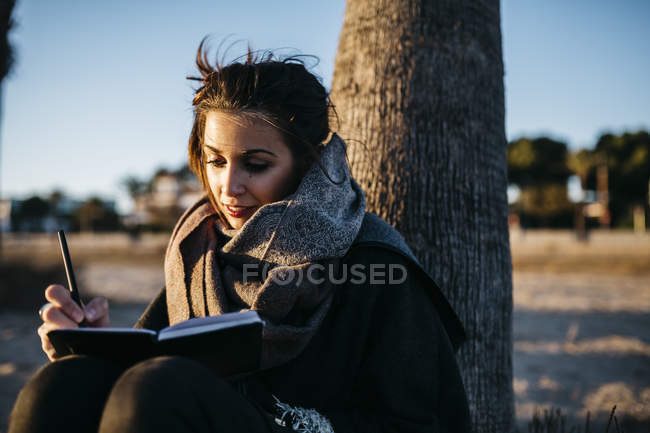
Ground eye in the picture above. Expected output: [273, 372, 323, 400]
[206, 158, 226, 168]
[206, 157, 268, 173]
[245, 162, 269, 173]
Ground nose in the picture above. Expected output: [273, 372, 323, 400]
[221, 164, 246, 198]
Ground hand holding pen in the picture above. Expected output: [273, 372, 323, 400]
[37, 230, 111, 361]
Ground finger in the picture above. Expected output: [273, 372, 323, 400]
[41, 338, 59, 361]
[39, 326, 54, 352]
[84, 297, 109, 324]
[38, 321, 72, 339]
[45, 284, 84, 323]
[38, 324, 62, 361]
[38, 302, 53, 320]
[37, 323, 50, 340]
[38, 324, 57, 358]
[41, 305, 79, 329]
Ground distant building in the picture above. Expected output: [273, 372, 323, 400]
[0, 199, 11, 232]
[124, 171, 202, 230]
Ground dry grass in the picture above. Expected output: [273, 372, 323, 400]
[0, 261, 66, 312]
[523, 405, 648, 433]
[2, 232, 169, 266]
[510, 229, 650, 275]
[1, 233, 168, 310]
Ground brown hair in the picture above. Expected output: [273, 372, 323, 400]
[186, 38, 336, 228]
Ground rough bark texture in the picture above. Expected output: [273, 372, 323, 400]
[331, 1, 514, 432]
[0, 0, 17, 262]
[0, 0, 15, 81]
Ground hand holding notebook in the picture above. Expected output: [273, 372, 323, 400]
[37, 231, 111, 361]
[47, 310, 263, 377]
[41, 230, 263, 377]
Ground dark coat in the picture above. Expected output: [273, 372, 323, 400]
[135, 243, 472, 433]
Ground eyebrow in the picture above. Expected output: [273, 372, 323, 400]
[203, 145, 277, 158]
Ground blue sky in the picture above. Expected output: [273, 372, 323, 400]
[1, 0, 649, 212]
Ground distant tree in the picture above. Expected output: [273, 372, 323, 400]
[517, 185, 573, 217]
[508, 137, 573, 227]
[12, 196, 50, 231]
[47, 189, 66, 213]
[152, 167, 171, 179]
[122, 175, 147, 200]
[73, 197, 121, 232]
[20, 196, 50, 218]
[567, 148, 608, 233]
[568, 148, 601, 193]
[508, 137, 573, 187]
[585, 131, 650, 227]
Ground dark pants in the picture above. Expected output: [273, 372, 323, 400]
[9, 355, 281, 433]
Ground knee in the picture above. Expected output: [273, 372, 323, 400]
[99, 356, 220, 431]
[107, 356, 212, 402]
[9, 356, 122, 433]
[14, 355, 120, 407]
[99, 357, 274, 433]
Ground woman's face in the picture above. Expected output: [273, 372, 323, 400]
[203, 111, 298, 229]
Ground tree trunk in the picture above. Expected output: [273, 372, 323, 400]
[331, 1, 513, 432]
[1, 0, 18, 262]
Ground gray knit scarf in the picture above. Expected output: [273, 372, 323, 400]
[164, 134, 366, 369]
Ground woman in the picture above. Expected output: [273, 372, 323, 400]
[10, 41, 471, 433]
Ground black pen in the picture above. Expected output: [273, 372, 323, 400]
[57, 230, 87, 327]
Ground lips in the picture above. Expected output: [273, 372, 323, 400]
[223, 204, 256, 218]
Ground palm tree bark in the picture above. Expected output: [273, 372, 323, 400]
[0, 0, 17, 261]
[331, 1, 514, 432]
